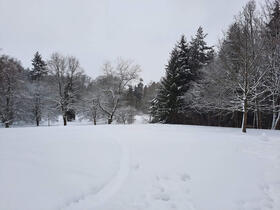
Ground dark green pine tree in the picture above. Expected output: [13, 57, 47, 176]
[126, 85, 135, 107]
[267, 0, 280, 38]
[150, 97, 159, 122]
[189, 27, 214, 80]
[30, 51, 47, 81]
[151, 30, 213, 124]
[154, 47, 186, 123]
[177, 35, 192, 92]
[30, 51, 47, 126]
[134, 79, 144, 110]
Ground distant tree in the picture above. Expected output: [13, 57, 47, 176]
[143, 81, 160, 114]
[29, 51, 47, 126]
[97, 59, 140, 124]
[79, 80, 101, 125]
[0, 55, 24, 127]
[150, 97, 160, 122]
[126, 85, 135, 107]
[115, 106, 137, 124]
[30, 52, 48, 80]
[134, 79, 144, 110]
[48, 53, 83, 126]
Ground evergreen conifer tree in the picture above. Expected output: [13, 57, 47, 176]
[177, 35, 192, 92]
[30, 51, 47, 126]
[30, 51, 47, 81]
[189, 27, 214, 79]
[151, 29, 213, 124]
[154, 47, 186, 123]
[267, 0, 280, 38]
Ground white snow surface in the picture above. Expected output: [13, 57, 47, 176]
[0, 124, 280, 210]
[133, 115, 149, 124]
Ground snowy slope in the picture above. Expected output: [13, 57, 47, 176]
[0, 125, 280, 210]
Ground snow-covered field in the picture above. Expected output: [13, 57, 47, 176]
[0, 125, 280, 210]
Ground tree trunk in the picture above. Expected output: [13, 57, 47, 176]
[235, 112, 239, 128]
[94, 118, 96, 125]
[276, 115, 280, 130]
[108, 118, 112, 124]
[242, 104, 248, 133]
[36, 119, 39, 126]
[218, 112, 222, 127]
[271, 94, 278, 129]
[255, 97, 261, 129]
[63, 115, 67, 126]
[253, 111, 256, 128]
[272, 113, 280, 130]
[257, 110, 262, 129]
[242, 99, 248, 133]
[5, 123, 9, 128]
[242, 111, 248, 133]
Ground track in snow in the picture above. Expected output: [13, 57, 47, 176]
[60, 140, 130, 210]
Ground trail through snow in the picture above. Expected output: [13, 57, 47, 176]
[61, 139, 130, 210]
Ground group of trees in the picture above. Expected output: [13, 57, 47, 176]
[0, 56, 24, 127]
[0, 51, 159, 127]
[151, 27, 214, 124]
[151, 0, 280, 132]
[126, 80, 160, 112]
[2, 0, 279, 132]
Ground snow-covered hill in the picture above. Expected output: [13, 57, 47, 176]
[0, 125, 280, 210]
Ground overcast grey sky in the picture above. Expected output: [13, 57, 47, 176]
[0, 0, 252, 82]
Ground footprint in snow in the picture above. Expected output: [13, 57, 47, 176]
[260, 133, 270, 142]
[131, 162, 140, 171]
[181, 173, 191, 182]
[153, 192, 170, 201]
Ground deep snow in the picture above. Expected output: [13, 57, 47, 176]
[0, 124, 280, 210]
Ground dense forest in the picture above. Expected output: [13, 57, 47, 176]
[1, 0, 280, 132]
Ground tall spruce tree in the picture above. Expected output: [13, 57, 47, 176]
[267, 0, 280, 38]
[30, 51, 47, 126]
[156, 47, 183, 123]
[189, 27, 214, 79]
[30, 52, 47, 81]
[153, 35, 191, 124]
[177, 35, 192, 92]
[184, 27, 214, 118]
[151, 29, 213, 124]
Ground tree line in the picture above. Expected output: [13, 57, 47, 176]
[0, 52, 159, 127]
[1, 0, 279, 132]
[150, 0, 280, 132]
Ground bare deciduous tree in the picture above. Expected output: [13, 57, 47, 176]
[0, 55, 24, 128]
[190, 1, 267, 133]
[48, 53, 83, 126]
[98, 58, 141, 124]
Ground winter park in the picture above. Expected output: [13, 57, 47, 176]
[1, 0, 280, 210]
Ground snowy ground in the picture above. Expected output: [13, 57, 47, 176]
[0, 125, 280, 210]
